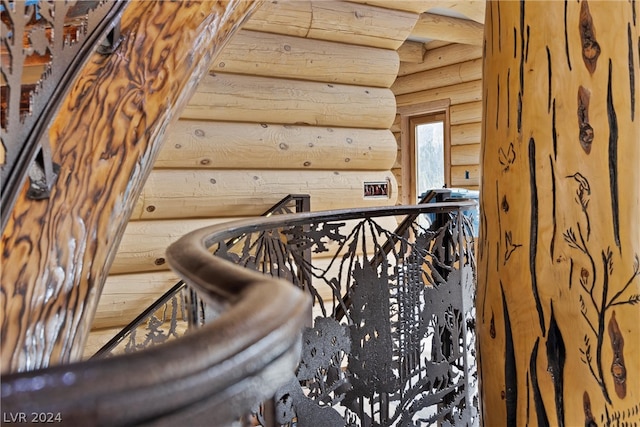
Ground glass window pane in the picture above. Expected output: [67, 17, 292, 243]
[415, 121, 445, 202]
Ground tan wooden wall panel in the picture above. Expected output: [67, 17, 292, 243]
[213, 30, 399, 88]
[450, 101, 482, 125]
[92, 271, 183, 330]
[133, 170, 399, 220]
[394, 42, 483, 204]
[245, 1, 417, 49]
[156, 121, 398, 171]
[451, 143, 481, 166]
[392, 58, 482, 95]
[398, 43, 483, 76]
[111, 218, 245, 275]
[451, 122, 481, 146]
[451, 165, 479, 186]
[183, 72, 396, 129]
[307, 2, 417, 50]
[396, 79, 482, 108]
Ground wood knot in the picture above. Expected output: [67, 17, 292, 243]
[200, 159, 210, 165]
[577, 86, 593, 154]
[579, 1, 600, 74]
[146, 205, 155, 212]
[194, 129, 205, 137]
[154, 258, 165, 266]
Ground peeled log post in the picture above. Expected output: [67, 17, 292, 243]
[478, 1, 639, 426]
[0, 0, 260, 374]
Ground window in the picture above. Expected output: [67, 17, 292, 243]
[411, 113, 447, 202]
[398, 101, 451, 205]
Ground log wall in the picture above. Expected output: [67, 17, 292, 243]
[392, 42, 483, 202]
[88, 1, 421, 351]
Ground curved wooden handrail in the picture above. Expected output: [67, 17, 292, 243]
[1, 257, 311, 426]
[168, 201, 477, 251]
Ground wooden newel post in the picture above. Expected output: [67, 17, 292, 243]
[478, 1, 639, 425]
[0, 1, 259, 374]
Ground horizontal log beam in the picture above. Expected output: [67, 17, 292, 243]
[451, 122, 481, 146]
[347, 0, 485, 23]
[451, 164, 479, 186]
[92, 271, 183, 330]
[213, 30, 399, 88]
[245, 1, 418, 49]
[392, 58, 482, 95]
[450, 101, 482, 125]
[182, 72, 396, 129]
[111, 218, 246, 275]
[451, 143, 481, 166]
[411, 13, 484, 46]
[346, 0, 435, 14]
[398, 43, 483, 76]
[133, 170, 398, 219]
[157, 121, 397, 170]
[396, 79, 482, 107]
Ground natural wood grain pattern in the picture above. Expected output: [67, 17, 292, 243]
[450, 101, 482, 125]
[111, 218, 246, 275]
[182, 72, 396, 129]
[133, 169, 399, 220]
[245, 0, 418, 50]
[396, 40, 425, 63]
[398, 43, 483, 77]
[411, 12, 484, 46]
[392, 58, 482, 95]
[451, 164, 479, 187]
[478, 1, 640, 425]
[156, 121, 397, 171]
[307, 2, 417, 50]
[92, 270, 183, 330]
[451, 122, 481, 146]
[348, 0, 485, 23]
[396, 79, 482, 107]
[0, 0, 259, 374]
[451, 143, 480, 166]
[212, 30, 399, 88]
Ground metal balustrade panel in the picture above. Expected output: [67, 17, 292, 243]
[211, 208, 478, 426]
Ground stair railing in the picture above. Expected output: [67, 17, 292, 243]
[166, 200, 479, 426]
[1, 241, 311, 426]
[93, 194, 310, 358]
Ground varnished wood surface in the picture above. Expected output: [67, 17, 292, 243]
[0, 0, 261, 374]
[478, 1, 639, 425]
[245, 1, 418, 49]
[157, 121, 397, 171]
[212, 29, 399, 88]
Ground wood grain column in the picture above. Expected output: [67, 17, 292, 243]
[0, 0, 260, 374]
[478, 1, 639, 425]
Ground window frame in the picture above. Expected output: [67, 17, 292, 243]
[398, 100, 451, 205]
